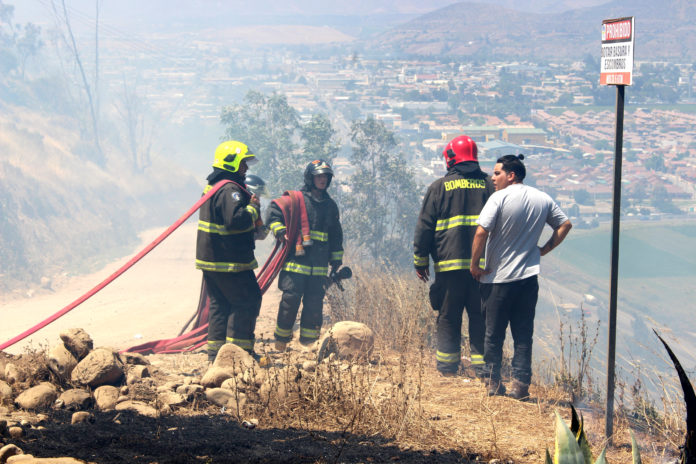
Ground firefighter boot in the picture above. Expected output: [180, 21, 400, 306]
[508, 379, 530, 400]
[275, 340, 288, 352]
[487, 379, 506, 396]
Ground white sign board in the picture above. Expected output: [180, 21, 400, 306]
[600, 17, 635, 86]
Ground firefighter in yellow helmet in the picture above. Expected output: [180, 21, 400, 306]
[196, 140, 262, 362]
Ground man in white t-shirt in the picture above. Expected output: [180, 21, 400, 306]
[471, 154, 572, 399]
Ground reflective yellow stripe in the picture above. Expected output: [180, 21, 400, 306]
[207, 340, 225, 354]
[312, 266, 328, 276]
[300, 327, 320, 339]
[414, 254, 429, 267]
[471, 354, 484, 365]
[196, 259, 258, 272]
[269, 221, 286, 234]
[436, 351, 460, 363]
[331, 251, 344, 261]
[245, 205, 259, 222]
[282, 262, 312, 275]
[310, 230, 328, 242]
[226, 337, 254, 350]
[274, 325, 293, 337]
[433, 258, 485, 272]
[434, 259, 471, 272]
[198, 220, 254, 235]
[203, 185, 213, 194]
[435, 215, 479, 231]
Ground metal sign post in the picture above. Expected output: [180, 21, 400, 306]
[600, 16, 634, 443]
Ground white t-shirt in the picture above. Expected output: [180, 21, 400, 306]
[476, 183, 568, 284]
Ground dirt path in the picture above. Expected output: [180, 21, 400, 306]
[0, 222, 280, 355]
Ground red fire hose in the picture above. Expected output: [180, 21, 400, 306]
[0, 185, 305, 354]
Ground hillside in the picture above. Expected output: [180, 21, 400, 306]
[368, 0, 696, 60]
[0, 103, 200, 295]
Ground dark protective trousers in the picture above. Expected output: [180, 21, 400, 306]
[204, 270, 262, 361]
[430, 270, 485, 374]
[480, 275, 538, 385]
[274, 271, 326, 343]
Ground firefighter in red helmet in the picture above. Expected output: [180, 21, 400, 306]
[267, 159, 344, 350]
[413, 135, 494, 377]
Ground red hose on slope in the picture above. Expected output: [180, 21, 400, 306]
[0, 180, 238, 352]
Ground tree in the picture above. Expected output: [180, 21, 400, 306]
[221, 91, 300, 195]
[573, 189, 594, 206]
[341, 117, 422, 266]
[301, 113, 340, 164]
[644, 154, 665, 172]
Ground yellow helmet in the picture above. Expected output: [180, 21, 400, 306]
[212, 140, 257, 173]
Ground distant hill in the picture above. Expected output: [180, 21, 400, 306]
[367, 0, 696, 60]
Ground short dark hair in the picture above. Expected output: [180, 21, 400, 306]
[496, 154, 526, 182]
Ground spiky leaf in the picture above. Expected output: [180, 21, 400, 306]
[654, 330, 696, 464]
[571, 405, 593, 464]
[555, 410, 585, 464]
[593, 447, 608, 464]
[546, 449, 554, 464]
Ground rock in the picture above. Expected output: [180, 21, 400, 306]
[317, 321, 374, 362]
[0, 444, 23, 462]
[70, 411, 94, 425]
[70, 348, 124, 387]
[0, 380, 12, 401]
[14, 383, 58, 411]
[4, 364, 21, 384]
[114, 400, 158, 418]
[127, 365, 150, 379]
[157, 392, 186, 408]
[8, 426, 22, 438]
[200, 367, 234, 388]
[119, 386, 128, 395]
[175, 384, 203, 400]
[118, 352, 149, 366]
[47, 345, 78, 381]
[204, 388, 236, 407]
[220, 378, 242, 392]
[212, 344, 257, 373]
[93, 386, 119, 411]
[57, 390, 92, 411]
[7, 457, 88, 463]
[59, 329, 93, 360]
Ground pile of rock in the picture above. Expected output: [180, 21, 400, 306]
[0, 322, 375, 463]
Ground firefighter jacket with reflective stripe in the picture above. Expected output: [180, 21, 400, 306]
[196, 173, 258, 273]
[267, 187, 343, 276]
[413, 162, 494, 273]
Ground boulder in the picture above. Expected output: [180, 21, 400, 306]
[157, 392, 186, 408]
[200, 367, 234, 388]
[57, 389, 92, 411]
[70, 411, 94, 425]
[4, 364, 22, 384]
[118, 352, 149, 366]
[205, 388, 236, 408]
[0, 380, 12, 401]
[93, 385, 119, 411]
[14, 383, 58, 411]
[0, 444, 23, 462]
[114, 400, 158, 418]
[212, 344, 257, 373]
[59, 329, 93, 360]
[71, 348, 124, 387]
[47, 344, 78, 380]
[317, 321, 374, 362]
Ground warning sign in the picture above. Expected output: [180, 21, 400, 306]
[600, 17, 634, 86]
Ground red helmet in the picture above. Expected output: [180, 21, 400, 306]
[443, 135, 478, 168]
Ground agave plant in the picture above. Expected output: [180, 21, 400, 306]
[654, 330, 696, 464]
[545, 404, 641, 464]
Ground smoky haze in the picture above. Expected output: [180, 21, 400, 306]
[2, 0, 695, 404]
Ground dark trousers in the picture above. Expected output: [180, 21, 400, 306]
[480, 275, 538, 384]
[274, 271, 326, 343]
[204, 270, 262, 361]
[431, 270, 485, 374]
